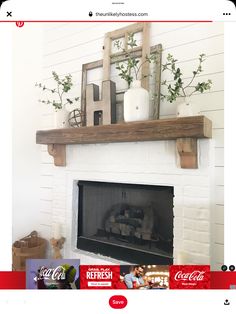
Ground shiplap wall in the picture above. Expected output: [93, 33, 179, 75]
[39, 22, 224, 269]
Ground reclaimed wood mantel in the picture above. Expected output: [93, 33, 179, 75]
[36, 116, 212, 168]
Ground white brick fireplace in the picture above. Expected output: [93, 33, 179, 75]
[28, 22, 224, 269]
[41, 137, 214, 265]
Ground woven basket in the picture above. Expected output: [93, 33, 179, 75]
[12, 231, 47, 271]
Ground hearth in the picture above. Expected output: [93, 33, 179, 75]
[77, 181, 174, 264]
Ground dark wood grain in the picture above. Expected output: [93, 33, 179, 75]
[36, 116, 212, 145]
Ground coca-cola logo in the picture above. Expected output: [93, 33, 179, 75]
[34, 265, 66, 282]
[170, 265, 210, 289]
[174, 270, 206, 281]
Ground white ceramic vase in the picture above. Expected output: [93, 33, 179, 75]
[54, 106, 69, 128]
[176, 96, 193, 117]
[123, 80, 150, 122]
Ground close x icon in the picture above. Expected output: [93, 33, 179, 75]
[0, 0, 12, 17]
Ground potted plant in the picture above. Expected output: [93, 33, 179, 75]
[161, 53, 212, 117]
[114, 33, 157, 122]
[36, 71, 79, 128]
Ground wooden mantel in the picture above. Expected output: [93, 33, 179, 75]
[36, 116, 212, 168]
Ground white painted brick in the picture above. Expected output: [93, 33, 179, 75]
[183, 240, 210, 256]
[53, 192, 67, 201]
[184, 186, 209, 198]
[174, 217, 183, 229]
[40, 175, 53, 187]
[174, 186, 184, 197]
[183, 229, 210, 244]
[183, 219, 196, 231]
[215, 185, 224, 205]
[39, 200, 52, 212]
[214, 224, 224, 244]
[53, 185, 67, 194]
[184, 219, 210, 232]
[40, 163, 54, 175]
[52, 199, 66, 210]
[39, 211, 52, 225]
[173, 206, 183, 218]
[173, 227, 183, 240]
[197, 221, 210, 232]
[52, 172, 66, 181]
[65, 210, 73, 220]
[51, 217, 66, 225]
[184, 197, 210, 209]
[52, 210, 66, 219]
[173, 251, 210, 265]
[182, 175, 209, 187]
[215, 205, 224, 224]
[213, 243, 224, 263]
[54, 181, 67, 189]
[187, 254, 210, 265]
[172, 239, 183, 251]
[184, 208, 210, 220]
[53, 168, 67, 178]
[37, 224, 51, 240]
[40, 187, 53, 200]
[215, 167, 224, 185]
[174, 195, 184, 207]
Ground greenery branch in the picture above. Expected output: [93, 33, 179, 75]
[161, 53, 212, 103]
[35, 71, 79, 110]
[114, 33, 158, 88]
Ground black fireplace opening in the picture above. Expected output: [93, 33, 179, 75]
[77, 181, 174, 264]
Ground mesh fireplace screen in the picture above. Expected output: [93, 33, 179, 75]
[77, 181, 174, 263]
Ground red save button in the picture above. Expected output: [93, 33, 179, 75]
[109, 295, 128, 309]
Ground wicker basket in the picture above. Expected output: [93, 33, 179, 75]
[12, 231, 47, 271]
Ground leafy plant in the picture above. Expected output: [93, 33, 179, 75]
[35, 71, 79, 110]
[161, 53, 212, 103]
[114, 33, 158, 88]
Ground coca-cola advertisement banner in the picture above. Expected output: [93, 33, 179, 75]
[80, 265, 121, 289]
[169, 265, 210, 289]
[26, 259, 80, 289]
[80, 265, 170, 289]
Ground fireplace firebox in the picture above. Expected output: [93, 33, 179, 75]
[77, 181, 174, 264]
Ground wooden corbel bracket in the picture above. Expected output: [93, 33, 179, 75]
[176, 138, 198, 169]
[47, 144, 66, 166]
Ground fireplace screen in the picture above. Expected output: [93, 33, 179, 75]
[77, 181, 174, 264]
